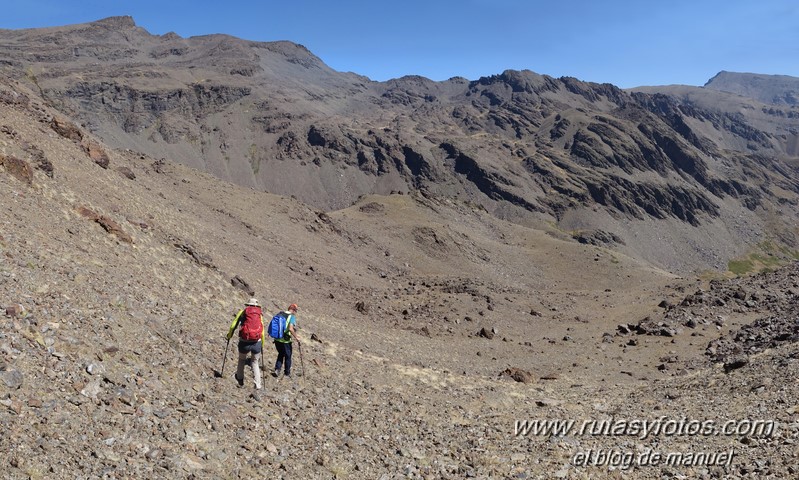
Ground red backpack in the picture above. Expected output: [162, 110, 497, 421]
[239, 305, 263, 341]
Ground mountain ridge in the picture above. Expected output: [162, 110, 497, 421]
[0, 18, 799, 270]
[1, 16, 798, 276]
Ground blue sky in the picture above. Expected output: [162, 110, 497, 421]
[3, 0, 797, 88]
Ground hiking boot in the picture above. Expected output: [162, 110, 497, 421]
[272, 369, 280, 378]
[234, 374, 244, 387]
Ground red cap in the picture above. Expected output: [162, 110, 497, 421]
[288, 303, 298, 312]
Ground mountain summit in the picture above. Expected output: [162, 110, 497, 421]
[705, 70, 799, 106]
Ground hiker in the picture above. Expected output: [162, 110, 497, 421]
[272, 303, 299, 378]
[226, 298, 265, 389]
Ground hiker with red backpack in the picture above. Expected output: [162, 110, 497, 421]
[269, 303, 299, 378]
[226, 298, 266, 389]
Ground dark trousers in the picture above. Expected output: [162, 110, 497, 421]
[274, 341, 293, 375]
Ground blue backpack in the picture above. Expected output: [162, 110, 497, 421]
[268, 312, 289, 340]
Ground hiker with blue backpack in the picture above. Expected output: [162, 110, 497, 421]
[269, 303, 299, 378]
[226, 298, 266, 390]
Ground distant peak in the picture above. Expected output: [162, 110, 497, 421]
[94, 16, 136, 28]
[704, 71, 726, 87]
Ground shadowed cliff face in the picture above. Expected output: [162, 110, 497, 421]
[1, 17, 798, 272]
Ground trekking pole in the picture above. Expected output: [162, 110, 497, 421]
[219, 338, 231, 377]
[297, 339, 306, 378]
[260, 342, 266, 387]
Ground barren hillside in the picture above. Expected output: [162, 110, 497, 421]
[1, 18, 799, 480]
[2, 17, 798, 274]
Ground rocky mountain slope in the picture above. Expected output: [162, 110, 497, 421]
[1, 17, 798, 274]
[2, 18, 799, 479]
[704, 71, 799, 106]
[1, 53, 799, 479]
